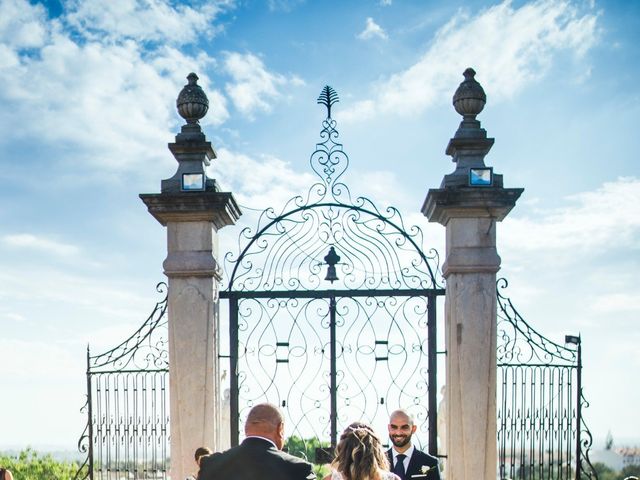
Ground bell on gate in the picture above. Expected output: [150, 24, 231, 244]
[324, 247, 340, 283]
[325, 264, 338, 283]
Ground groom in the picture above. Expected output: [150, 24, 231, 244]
[387, 409, 440, 480]
[198, 403, 316, 480]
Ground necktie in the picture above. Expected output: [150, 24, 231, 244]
[393, 453, 406, 480]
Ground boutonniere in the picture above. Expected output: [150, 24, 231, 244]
[409, 466, 435, 478]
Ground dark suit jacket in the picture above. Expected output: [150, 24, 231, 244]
[387, 447, 441, 480]
[198, 437, 315, 480]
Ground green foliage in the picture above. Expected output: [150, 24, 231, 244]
[620, 464, 640, 479]
[284, 435, 332, 478]
[285, 435, 330, 462]
[592, 462, 640, 480]
[593, 461, 618, 480]
[314, 462, 330, 479]
[505, 461, 640, 480]
[0, 448, 83, 480]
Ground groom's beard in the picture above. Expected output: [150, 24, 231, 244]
[390, 434, 411, 448]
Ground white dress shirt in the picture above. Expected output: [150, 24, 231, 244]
[391, 444, 414, 472]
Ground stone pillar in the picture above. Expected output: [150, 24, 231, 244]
[140, 74, 240, 480]
[422, 69, 522, 480]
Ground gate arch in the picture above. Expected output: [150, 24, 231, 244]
[219, 87, 445, 459]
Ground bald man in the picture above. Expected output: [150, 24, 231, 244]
[198, 403, 316, 480]
[387, 409, 440, 480]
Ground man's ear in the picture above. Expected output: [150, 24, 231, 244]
[276, 421, 286, 449]
[411, 424, 417, 434]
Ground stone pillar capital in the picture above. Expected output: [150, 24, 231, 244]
[140, 192, 240, 279]
[140, 191, 241, 230]
[422, 187, 523, 226]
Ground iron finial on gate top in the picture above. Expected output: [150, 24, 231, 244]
[317, 85, 339, 119]
[311, 85, 348, 187]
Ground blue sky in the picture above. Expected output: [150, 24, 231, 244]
[0, 0, 638, 453]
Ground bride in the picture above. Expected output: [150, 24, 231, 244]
[324, 422, 400, 480]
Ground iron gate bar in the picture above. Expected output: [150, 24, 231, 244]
[329, 293, 337, 448]
[230, 296, 239, 447]
[575, 338, 582, 480]
[86, 348, 94, 480]
[427, 293, 438, 458]
[220, 288, 445, 299]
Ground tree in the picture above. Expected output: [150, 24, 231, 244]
[285, 435, 330, 462]
[593, 461, 617, 480]
[619, 464, 640, 480]
[606, 431, 614, 450]
[0, 448, 81, 480]
[284, 435, 331, 478]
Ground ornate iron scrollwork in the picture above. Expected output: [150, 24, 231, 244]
[496, 278, 598, 480]
[222, 87, 444, 455]
[72, 394, 90, 480]
[74, 282, 170, 480]
[224, 88, 443, 294]
[89, 282, 168, 372]
[497, 278, 576, 366]
[578, 390, 598, 480]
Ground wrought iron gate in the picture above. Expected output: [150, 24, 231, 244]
[219, 87, 445, 458]
[75, 283, 169, 480]
[496, 279, 597, 480]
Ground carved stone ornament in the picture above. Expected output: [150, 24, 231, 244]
[452, 68, 486, 120]
[176, 72, 209, 124]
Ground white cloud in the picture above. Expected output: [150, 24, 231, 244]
[0, 338, 79, 379]
[0, 8, 228, 174]
[381, 0, 393, 5]
[344, 0, 599, 121]
[1, 312, 25, 322]
[591, 293, 640, 314]
[0, 265, 156, 327]
[0, 337, 87, 448]
[212, 147, 316, 209]
[223, 52, 299, 118]
[64, 0, 229, 45]
[0, 0, 48, 49]
[2, 233, 80, 257]
[502, 177, 640, 254]
[267, 0, 305, 12]
[357, 17, 388, 41]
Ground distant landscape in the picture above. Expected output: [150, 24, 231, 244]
[2, 433, 639, 460]
[0, 448, 84, 462]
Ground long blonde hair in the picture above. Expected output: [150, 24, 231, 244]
[331, 422, 390, 480]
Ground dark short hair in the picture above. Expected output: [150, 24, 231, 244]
[194, 446, 212, 461]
